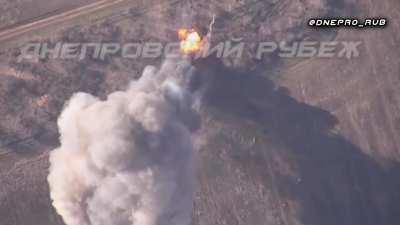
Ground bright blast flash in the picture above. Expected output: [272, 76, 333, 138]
[178, 29, 203, 54]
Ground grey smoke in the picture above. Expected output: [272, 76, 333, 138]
[48, 57, 199, 225]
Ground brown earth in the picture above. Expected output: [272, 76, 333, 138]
[0, 0, 399, 225]
[0, 0, 97, 29]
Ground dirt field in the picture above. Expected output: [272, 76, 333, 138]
[0, 0, 97, 28]
[0, 0, 399, 225]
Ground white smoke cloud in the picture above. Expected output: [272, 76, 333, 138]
[48, 57, 198, 225]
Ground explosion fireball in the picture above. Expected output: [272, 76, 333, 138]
[178, 29, 203, 54]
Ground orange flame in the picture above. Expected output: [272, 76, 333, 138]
[178, 29, 202, 54]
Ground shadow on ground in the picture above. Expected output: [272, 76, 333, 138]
[197, 57, 400, 225]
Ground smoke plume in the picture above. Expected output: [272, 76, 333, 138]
[48, 57, 199, 225]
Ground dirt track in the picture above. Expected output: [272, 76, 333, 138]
[0, 0, 131, 45]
